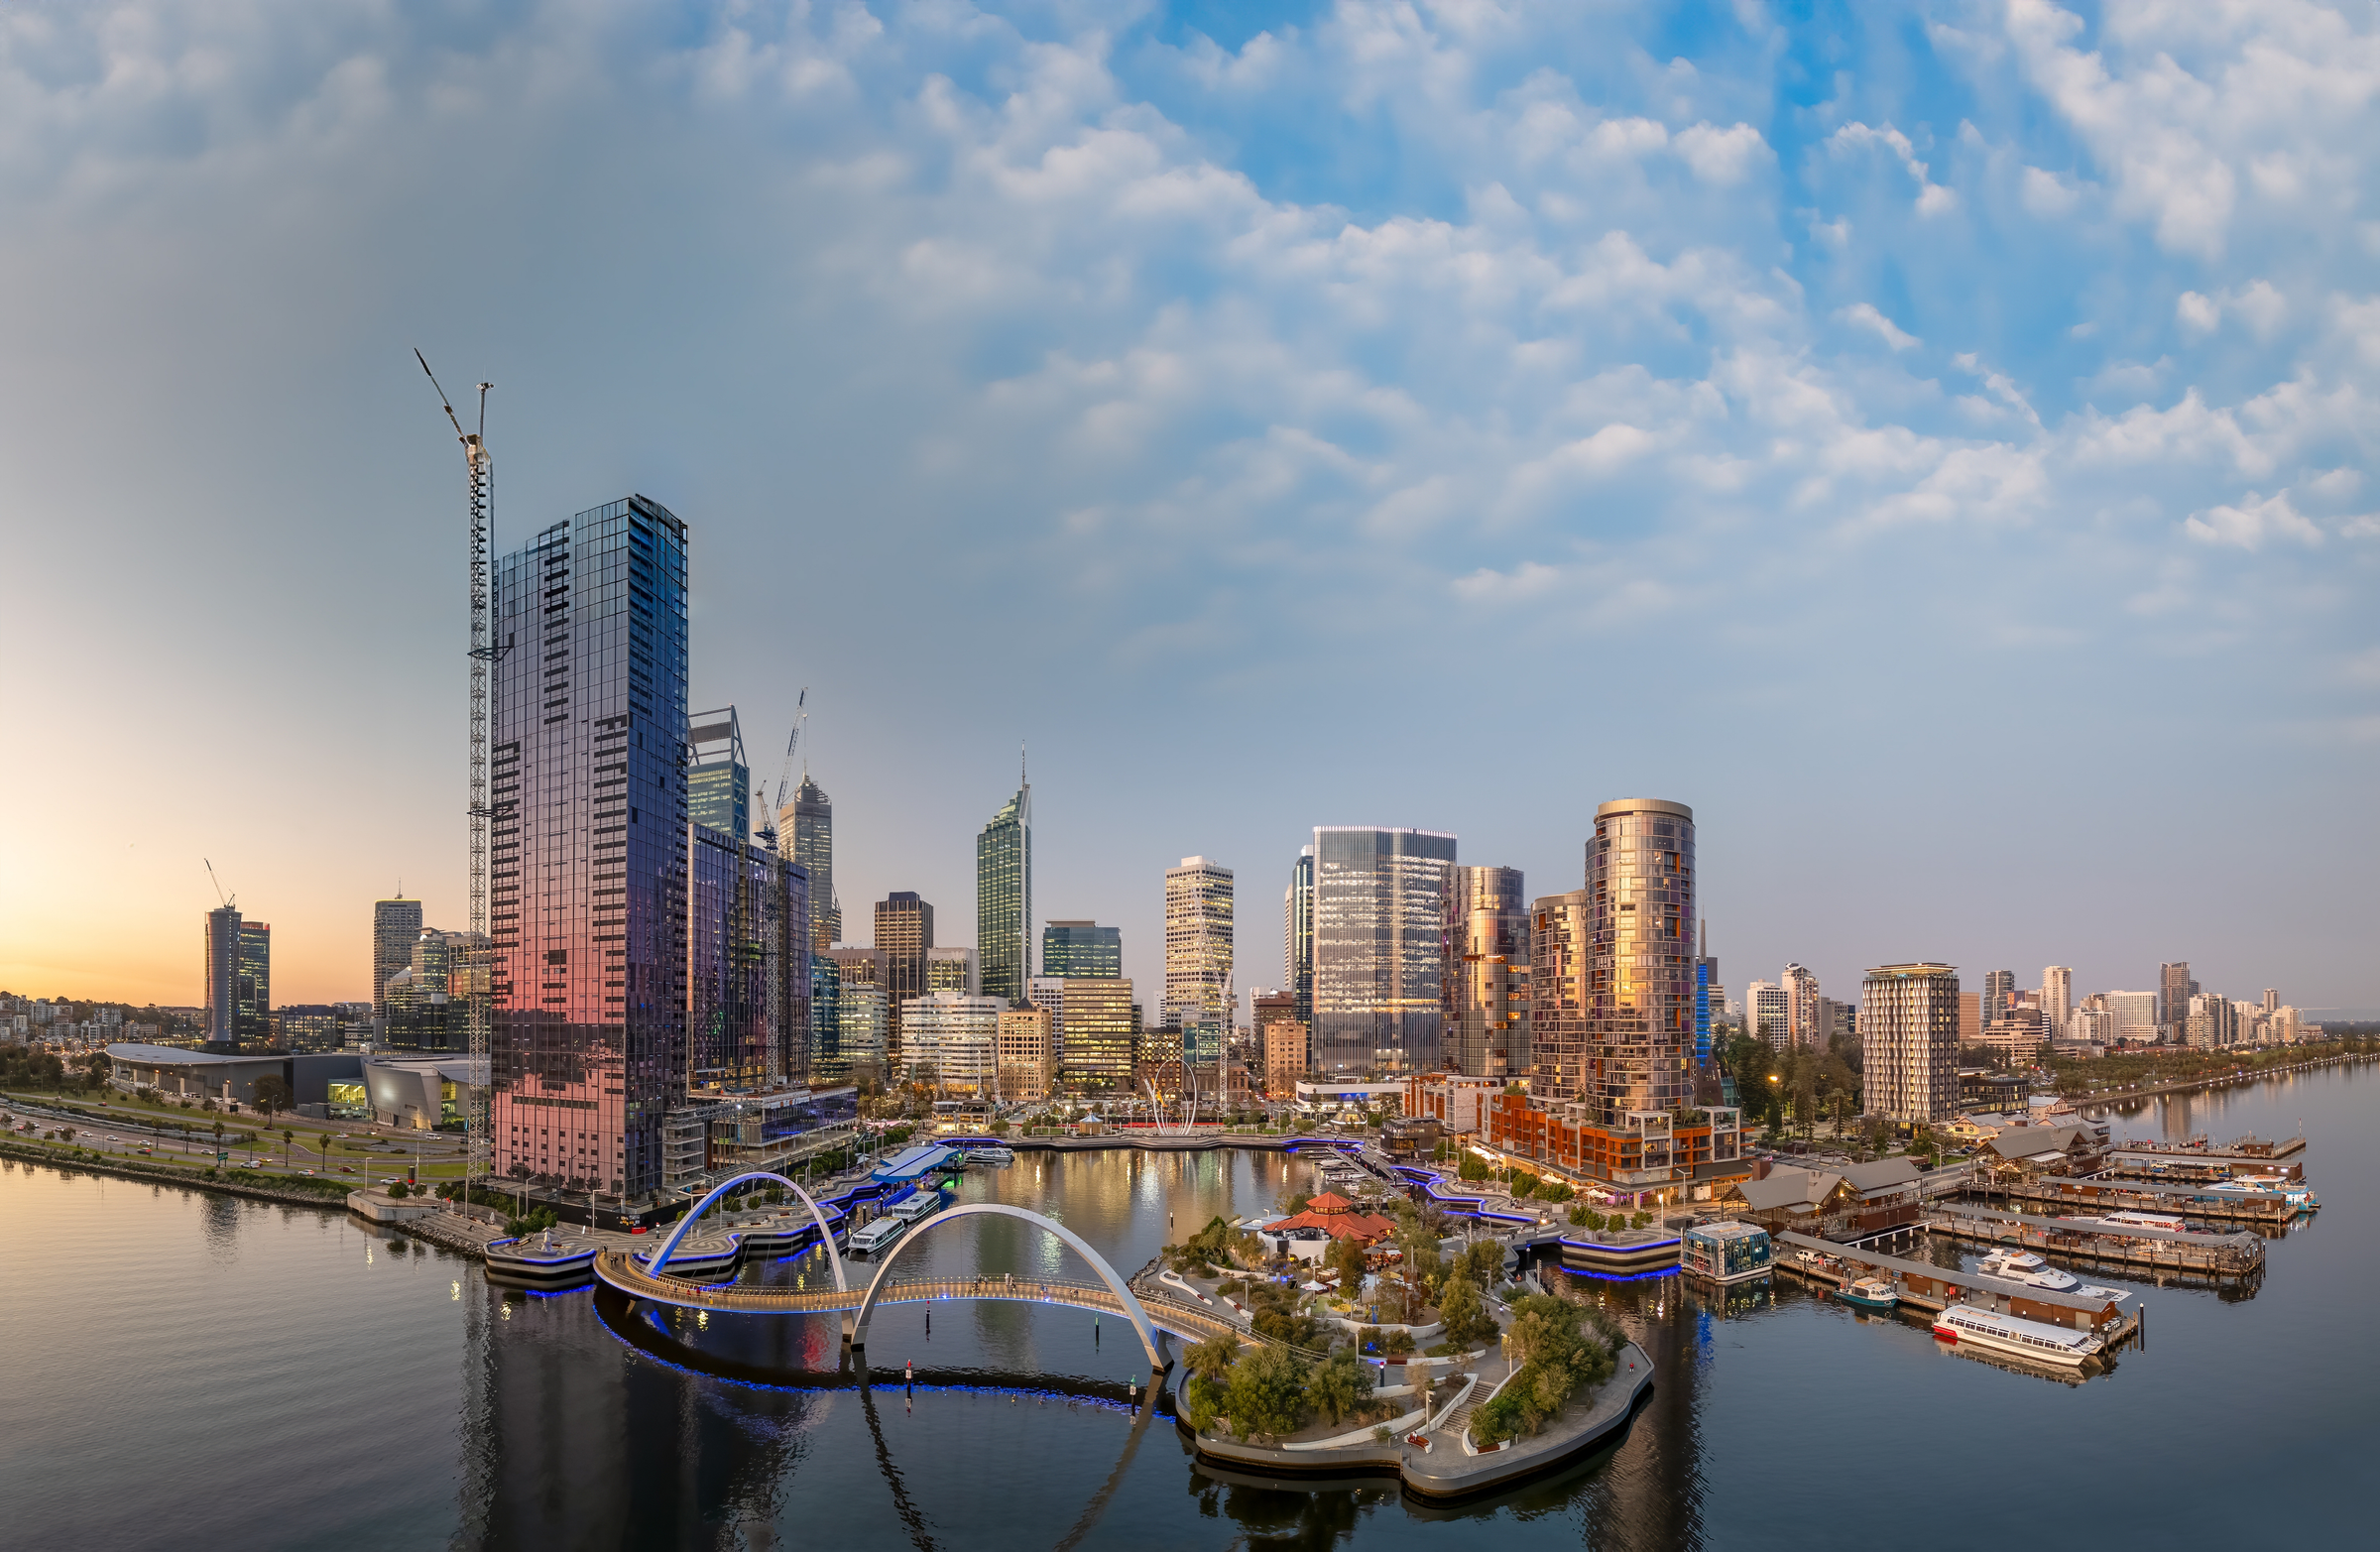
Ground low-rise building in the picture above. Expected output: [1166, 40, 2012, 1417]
[1482, 1092, 1750, 1208]
[1401, 1072, 1502, 1135]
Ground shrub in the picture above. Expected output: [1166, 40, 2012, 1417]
[1436, 1272, 1500, 1347]
[1456, 1154, 1490, 1182]
[1223, 1346, 1309, 1441]
[1302, 1350, 1374, 1426]
[386, 1180, 409, 1199]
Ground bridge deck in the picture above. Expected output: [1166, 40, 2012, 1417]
[593, 1251, 1253, 1347]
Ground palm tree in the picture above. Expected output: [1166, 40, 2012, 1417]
[283, 1129, 295, 1169]
[211, 1119, 226, 1163]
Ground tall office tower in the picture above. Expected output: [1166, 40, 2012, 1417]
[203, 904, 242, 1049]
[1444, 864, 1528, 1078]
[1958, 992, 1980, 1049]
[686, 706, 750, 840]
[1575, 798, 1696, 1125]
[997, 1006, 1055, 1101]
[1028, 975, 1137, 1089]
[2159, 962, 2193, 1031]
[236, 921, 272, 1043]
[809, 955, 844, 1082]
[686, 821, 810, 1091]
[2042, 966, 2074, 1037]
[1782, 963, 1820, 1049]
[2107, 990, 2159, 1043]
[837, 982, 888, 1081]
[1694, 920, 1719, 1068]
[1164, 856, 1235, 1040]
[1041, 920, 1122, 978]
[1746, 981, 1787, 1050]
[1861, 963, 1961, 1122]
[927, 946, 979, 996]
[784, 776, 840, 950]
[1528, 890, 1591, 1097]
[486, 495, 690, 1200]
[2262, 988, 2280, 1015]
[874, 893, 933, 1057]
[373, 895, 424, 1017]
[1982, 970, 2014, 1018]
[1311, 827, 1457, 1073]
[977, 779, 1031, 1005]
[1285, 846, 1314, 1025]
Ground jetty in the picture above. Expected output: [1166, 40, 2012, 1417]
[1771, 1231, 2144, 1350]
[1971, 1175, 2296, 1228]
[1923, 1202, 2262, 1279]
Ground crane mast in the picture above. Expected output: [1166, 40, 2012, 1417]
[417, 350, 496, 1203]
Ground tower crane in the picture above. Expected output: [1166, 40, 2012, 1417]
[204, 859, 234, 910]
[757, 687, 807, 850]
[416, 348, 499, 1203]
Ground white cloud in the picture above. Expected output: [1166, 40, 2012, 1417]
[2177, 291, 2222, 332]
[2021, 165, 2084, 215]
[1837, 301, 1920, 350]
[1829, 120, 1959, 213]
[2184, 490, 2324, 548]
[1673, 121, 1769, 184]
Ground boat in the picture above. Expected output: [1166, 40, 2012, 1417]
[886, 1189, 941, 1226]
[964, 1145, 1015, 1166]
[846, 1216, 907, 1257]
[2091, 1209, 2191, 1233]
[1834, 1275, 1898, 1311]
[1977, 1249, 2082, 1292]
[2205, 1174, 2319, 1211]
[1932, 1303, 2105, 1368]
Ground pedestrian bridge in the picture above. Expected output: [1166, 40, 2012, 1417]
[593, 1172, 1262, 1372]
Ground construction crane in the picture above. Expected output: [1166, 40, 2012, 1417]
[204, 859, 234, 910]
[416, 348, 498, 1204]
[757, 687, 807, 850]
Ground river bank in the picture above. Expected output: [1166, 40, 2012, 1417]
[2062, 1049, 2379, 1111]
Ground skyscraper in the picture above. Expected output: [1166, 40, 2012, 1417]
[977, 781, 1031, 1006]
[875, 893, 933, 1056]
[927, 946, 979, 996]
[1285, 846, 1314, 1025]
[1527, 890, 1590, 1096]
[1860, 962, 1960, 1123]
[1311, 826, 1457, 1073]
[2159, 962, 2193, 1032]
[1028, 974, 1136, 1090]
[374, 895, 424, 1018]
[784, 776, 839, 949]
[486, 495, 691, 1200]
[1444, 864, 1528, 1078]
[1573, 798, 1696, 1125]
[686, 706, 751, 840]
[236, 920, 271, 1044]
[1782, 963, 1820, 1049]
[1746, 981, 1787, 1050]
[1163, 856, 1234, 1042]
[2042, 966, 2073, 1037]
[203, 904, 241, 1049]
[1694, 920, 1719, 1068]
[1041, 920, 1122, 978]
[1982, 969, 2014, 1018]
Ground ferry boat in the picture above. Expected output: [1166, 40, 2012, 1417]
[846, 1216, 907, 1257]
[964, 1145, 1015, 1166]
[1977, 1249, 2082, 1292]
[1932, 1303, 2105, 1368]
[886, 1189, 941, 1226]
[1834, 1275, 1898, 1311]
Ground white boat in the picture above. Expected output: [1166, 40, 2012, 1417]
[964, 1146, 1015, 1166]
[2094, 1209, 2191, 1233]
[846, 1216, 907, 1256]
[1978, 1249, 2082, 1292]
[887, 1190, 941, 1226]
[1932, 1303, 2105, 1368]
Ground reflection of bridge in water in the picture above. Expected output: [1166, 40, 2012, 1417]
[595, 1170, 1269, 1372]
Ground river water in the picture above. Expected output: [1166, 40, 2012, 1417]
[3, 1064, 2371, 1550]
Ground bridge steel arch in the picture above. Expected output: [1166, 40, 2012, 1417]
[647, 1170, 848, 1291]
[851, 1202, 1169, 1372]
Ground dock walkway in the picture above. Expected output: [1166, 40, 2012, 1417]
[1771, 1231, 2145, 1349]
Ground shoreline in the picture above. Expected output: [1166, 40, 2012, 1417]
[2061, 1050, 2378, 1112]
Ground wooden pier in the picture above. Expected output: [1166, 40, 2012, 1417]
[1969, 1176, 2295, 1227]
[1769, 1231, 2144, 1351]
[1923, 1203, 2262, 1279]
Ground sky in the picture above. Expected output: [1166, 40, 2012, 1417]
[1, 0, 2376, 1018]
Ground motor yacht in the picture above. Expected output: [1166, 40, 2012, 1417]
[1977, 1248, 2081, 1292]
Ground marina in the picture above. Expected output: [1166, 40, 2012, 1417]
[1769, 1230, 2147, 1352]
[1923, 1202, 2265, 1280]
[1971, 1175, 2300, 1228]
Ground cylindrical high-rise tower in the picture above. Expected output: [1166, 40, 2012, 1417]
[1583, 798, 1695, 1126]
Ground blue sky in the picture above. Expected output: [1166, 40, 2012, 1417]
[2, 0, 2375, 1015]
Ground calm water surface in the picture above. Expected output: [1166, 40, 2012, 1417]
[3, 1066, 2372, 1549]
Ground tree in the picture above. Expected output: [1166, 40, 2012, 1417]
[1436, 1269, 1499, 1348]
[1302, 1349, 1374, 1426]
[1326, 1235, 1367, 1292]
[1452, 1238, 1503, 1288]
[1185, 1333, 1239, 1384]
[282, 1128, 295, 1169]
[251, 1075, 293, 1125]
[1222, 1346, 1308, 1442]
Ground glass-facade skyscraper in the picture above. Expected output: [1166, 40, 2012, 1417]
[236, 921, 271, 1043]
[1041, 920, 1122, 978]
[373, 895, 423, 1018]
[977, 784, 1030, 1006]
[685, 706, 750, 840]
[203, 904, 241, 1049]
[1444, 864, 1527, 1078]
[487, 495, 691, 1200]
[1285, 846, 1314, 1025]
[1163, 856, 1233, 1044]
[1577, 798, 1696, 1126]
[786, 776, 838, 949]
[1311, 826, 1456, 1074]
[875, 893, 932, 1057]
